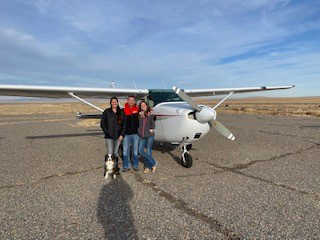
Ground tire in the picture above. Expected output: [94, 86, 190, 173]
[181, 152, 193, 168]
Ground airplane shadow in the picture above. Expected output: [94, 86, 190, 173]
[97, 175, 138, 239]
[152, 142, 182, 165]
[25, 132, 104, 139]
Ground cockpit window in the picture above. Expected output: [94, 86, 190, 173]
[148, 89, 184, 106]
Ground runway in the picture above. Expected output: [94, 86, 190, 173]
[0, 113, 319, 239]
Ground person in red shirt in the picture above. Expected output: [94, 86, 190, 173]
[122, 96, 140, 171]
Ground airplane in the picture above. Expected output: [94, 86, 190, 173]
[0, 83, 294, 168]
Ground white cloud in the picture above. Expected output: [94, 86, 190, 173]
[0, 0, 319, 96]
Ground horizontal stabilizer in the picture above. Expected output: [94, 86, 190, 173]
[76, 112, 102, 119]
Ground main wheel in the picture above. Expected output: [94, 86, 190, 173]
[181, 152, 193, 168]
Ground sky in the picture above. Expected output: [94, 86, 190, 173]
[0, 0, 319, 99]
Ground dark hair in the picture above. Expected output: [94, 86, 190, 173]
[128, 95, 136, 100]
[110, 96, 122, 124]
[138, 100, 151, 116]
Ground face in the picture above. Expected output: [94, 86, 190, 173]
[141, 102, 148, 111]
[111, 99, 118, 108]
[128, 97, 136, 107]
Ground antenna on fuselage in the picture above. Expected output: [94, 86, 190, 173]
[109, 81, 115, 88]
[108, 80, 123, 108]
[133, 79, 137, 89]
[161, 80, 167, 89]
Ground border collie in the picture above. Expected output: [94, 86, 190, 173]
[104, 154, 119, 179]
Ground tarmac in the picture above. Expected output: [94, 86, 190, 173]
[0, 113, 319, 239]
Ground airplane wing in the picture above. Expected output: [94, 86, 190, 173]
[0, 84, 149, 98]
[184, 85, 295, 97]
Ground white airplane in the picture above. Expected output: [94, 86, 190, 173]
[0, 84, 294, 167]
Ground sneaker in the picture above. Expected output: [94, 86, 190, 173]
[122, 168, 129, 172]
[144, 168, 151, 174]
[133, 166, 139, 171]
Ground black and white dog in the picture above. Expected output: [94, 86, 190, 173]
[104, 154, 119, 179]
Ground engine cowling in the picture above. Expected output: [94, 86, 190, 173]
[195, 107, 216, 123]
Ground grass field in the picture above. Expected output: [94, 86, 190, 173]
[197, 97, 320, 117]
[0, 97, 319, 117]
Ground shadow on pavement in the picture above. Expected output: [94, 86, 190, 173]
[153, 142, 181, 165]
[25, 132, 103, 139]
[97, 175, 138, 239]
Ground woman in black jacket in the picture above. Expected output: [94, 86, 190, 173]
[100, 97, 126, 168]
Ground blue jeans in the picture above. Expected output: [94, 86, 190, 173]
[123, 134, 139, 169]
[139, 136, 156, 169]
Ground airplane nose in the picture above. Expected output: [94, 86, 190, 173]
[195, 107, 216, 123]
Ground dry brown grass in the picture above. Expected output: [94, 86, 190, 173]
[76, 119, 100, 127]
[0, 98, 319, 117]
[196, 97, 320, 117]
[0, 102, 108, 115]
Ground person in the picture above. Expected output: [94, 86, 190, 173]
[138, 100, 157, 174]
[122, 96, 140, 172]
[100, 97, 126, 170]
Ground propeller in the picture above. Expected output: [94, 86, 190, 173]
[172, 86, 202, 112]
[173, 86, 235, 141]
[209, 120, 235, 140]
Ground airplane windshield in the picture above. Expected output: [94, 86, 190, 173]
[148, 89, 184, 106]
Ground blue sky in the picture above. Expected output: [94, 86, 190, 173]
[0, 0, 319, 98]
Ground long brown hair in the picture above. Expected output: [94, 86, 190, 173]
[110, 96, 122, 124]
[138, 100, 151, 116]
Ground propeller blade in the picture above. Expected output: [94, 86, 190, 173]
[173, 86, 202, 112]
[210, 120, 235, 141]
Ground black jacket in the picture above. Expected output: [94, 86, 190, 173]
[125, 113, 139, 135]
[100, 108, 126, 139]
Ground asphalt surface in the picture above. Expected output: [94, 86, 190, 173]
[0, 113, 320, 239]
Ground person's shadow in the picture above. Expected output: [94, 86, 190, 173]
[97, 175, 138, 239]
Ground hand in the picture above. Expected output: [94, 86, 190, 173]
[148, 109, 154, 116]
[118, 136, 123, 141]
[150, 129, 154, 134]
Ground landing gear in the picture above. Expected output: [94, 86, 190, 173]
[180, 140, 193, 168]
[181, 151, 193, 168]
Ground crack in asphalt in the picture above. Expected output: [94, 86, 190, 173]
[259, 130, 319, 141]
[203, 161, 320, 201]
[0, 166, 217, 190]
[132, 172, 241, 240]
[0, 166, 103, 190]
[228, 143, 320, 171]
[201, 143, 320, 200]
[299, 125, 320, 130]
[238, 121, 298, 128]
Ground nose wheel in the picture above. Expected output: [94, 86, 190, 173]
[181, 143, 193, 168]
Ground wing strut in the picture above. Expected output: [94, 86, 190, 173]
[212, 92, 234, 110]
[68, 92, 104, 112]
